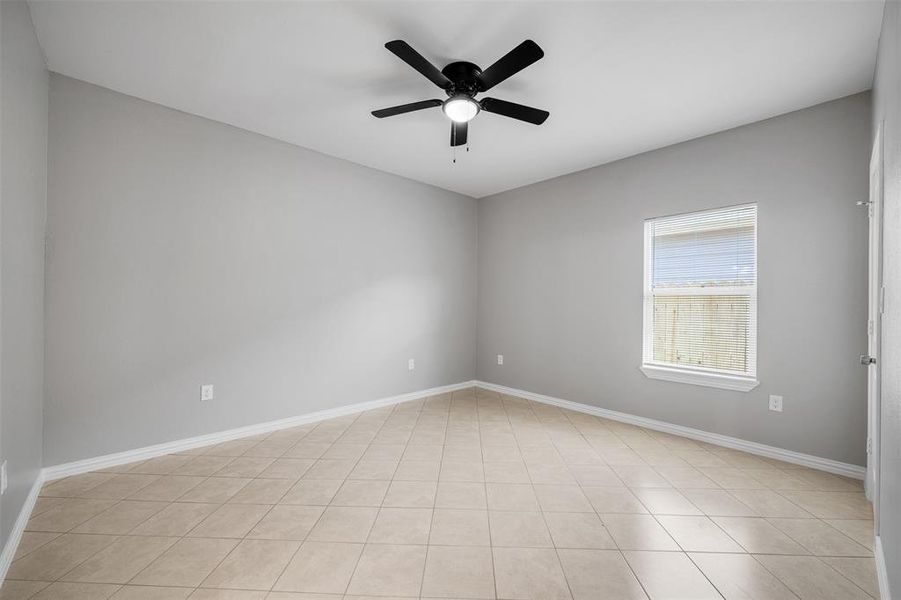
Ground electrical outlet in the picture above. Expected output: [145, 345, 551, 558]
[200, 384, 214, 402]
[408, 358, 415, 371]
[768, 395, 783, 412]
[1, 460, 7, 495]
[497, 354, 504, 365]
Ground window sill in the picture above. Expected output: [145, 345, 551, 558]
[640, 364, 759, 392]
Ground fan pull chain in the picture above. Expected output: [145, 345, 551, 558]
[453, 146, 456, 164]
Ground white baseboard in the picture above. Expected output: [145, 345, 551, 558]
[43, 380, 476, 481]
[876, 535, 892, 600]
[0, 473, 44, 585]
[475, 380, 866, 480]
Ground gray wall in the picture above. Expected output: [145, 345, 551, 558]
[0, 1, 47, 548]
[44, 75, 477, 466]
[872, 0, 900, 591]
[477, 93, 871, 467]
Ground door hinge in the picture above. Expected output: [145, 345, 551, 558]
[867, 438, 873, 454]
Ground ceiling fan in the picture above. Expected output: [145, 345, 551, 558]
[371, 39, 549, 147]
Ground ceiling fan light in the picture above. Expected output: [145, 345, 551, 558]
[443, 96, 479, 123]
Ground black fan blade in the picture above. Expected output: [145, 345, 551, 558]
[385, 40, 452, 89]
[372, 99, 443, 118]
[480, 97, 549, 125]
[477, 40, 544, 91]
[450, 121, 468, 147]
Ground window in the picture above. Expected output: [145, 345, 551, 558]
[641, 204, 758, 391]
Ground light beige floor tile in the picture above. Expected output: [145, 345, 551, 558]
[688, 552, 797, 600]
[392, 460, 440, 481]
[26, 499, 118, 533]
[127, 476, 206, 502]
[824, 519, 875, 551]
[131, 537, 238, 586]
[273, 541, 363, 594]
[557, 549, 647, 600]
[7, 534, 118, 581]
[698, 468, 767, 490]
[680, 489, 759, 517]
[711, 516, 808, 554]
[403, 445, 444, 461]
[430, 509, 490, 546]
[127, 455, 193, 475]
[241, 441, 293, 459]
[439, 461, 485, 483]
[280, 480, 342, 506]
[656, 515, 744, 552]
[632, 488, 702, 516]
[40, 474, 115, 498]
[31, 498, 68, 518]
[754, 554, 871, 600]
[348, 460, 399, 480]
[72, 500, 167, 534]
[321, 444, 367, 461]
[0, 580, 50, 600]
[130, 503, 218, 536]
[483, 461, 531, 484]
[600, 514, 679, 551]
[189, 591, 266, 600]
[361, 444, 406, 462]
[302, 460, 356, 480]
[330, 480, 389, 507]
[526, 463, 577, 485]
[368, 507, 432, 544]
[534, 485, 592, 512]
[228, 478, 294, 504]
[493, 547, 571, 599]
[728, 490, 812, 518]
[345, 544, 427, 597]
[434, 482, 486, 509]
[247, 505, 324, 540]
[544, 512, 617, 549]
[792, 470, 863, 492]
[568, 464, 622, 486]
[421, 545, 495, 599]
[582, 487, 648, 514]
[768, 518, 873, 556]
[258, 459, 315, 480]
[778, 492, 873, 520]
[110, 586, 193, 599]
[187, 504, 270, 538]
[13, 532, 62, 560]
[624, 550, 722, 599]
[486, 484, 539, 511]
[178, 478, 251, 504]
[489, 511, 552, 547]
[61, 535, 177, 583]
[174, 457, 235, 477]
[611, 466, 671, 489]
[821, 557, 880, 597]
[201, 539, 300, 590]
[29, 582, 120, 599]
[306, 507, 377, 542]
[382, 480, 436, 508]
[282, 443, 330, 460]
[81, 475, 161, 500]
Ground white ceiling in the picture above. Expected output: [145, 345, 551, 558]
[29, 1, 884, 198]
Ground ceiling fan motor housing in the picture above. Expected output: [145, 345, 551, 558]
[441, 61, 483, 96]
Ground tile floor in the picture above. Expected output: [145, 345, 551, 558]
[0, 387, 879, 599]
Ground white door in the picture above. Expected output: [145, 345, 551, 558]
[864, 123, 883, 529]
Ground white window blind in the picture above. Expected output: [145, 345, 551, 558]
[642, 204, 758, 391]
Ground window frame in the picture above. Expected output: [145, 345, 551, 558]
[640, 203, 759, 392]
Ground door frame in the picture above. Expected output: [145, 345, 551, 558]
[865, 122, 884, 528]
